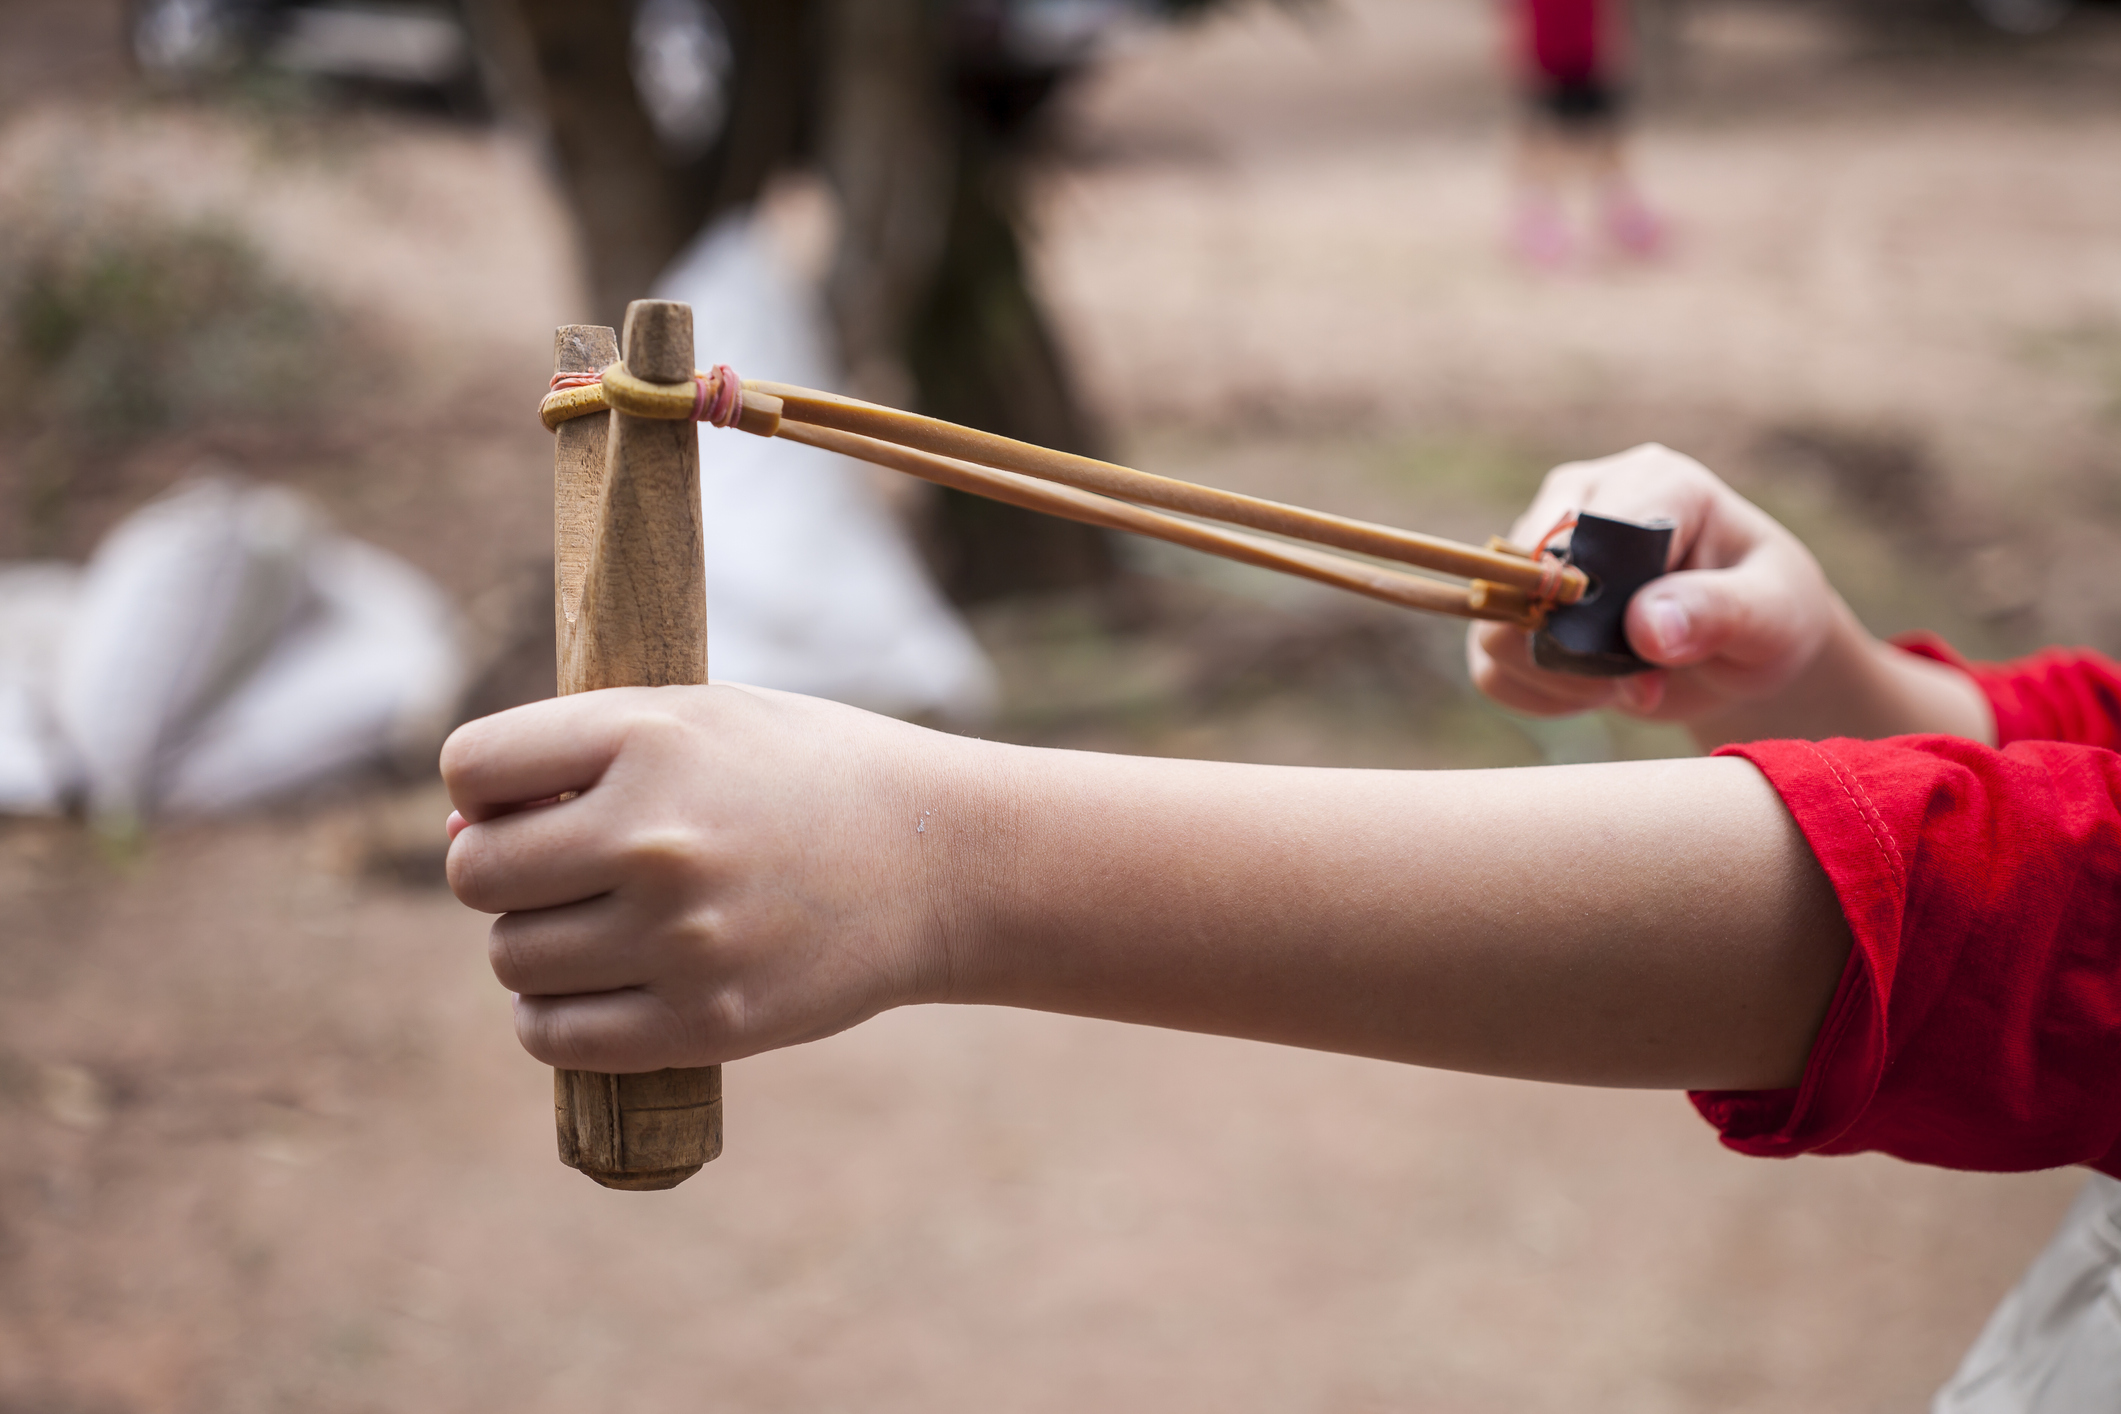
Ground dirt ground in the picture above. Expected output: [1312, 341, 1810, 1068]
[6, 2, 2121, 1410]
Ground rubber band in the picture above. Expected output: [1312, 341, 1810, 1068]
[1530, 510, 1580, 619]
[540, 364, 744, 431]
[695, 364, 741, 429]
[533, 361, 1560, 631]
[541, 368, 611, 431]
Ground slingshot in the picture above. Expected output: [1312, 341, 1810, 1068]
[541, 354, 1620, 630]
[537, 300, 1671, 1191]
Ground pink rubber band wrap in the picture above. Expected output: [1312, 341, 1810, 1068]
[1532, 510, 1580, 617]
[693, 364, 742, 428]
[545, 364, 742, 428]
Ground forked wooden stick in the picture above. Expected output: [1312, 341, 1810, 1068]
[527, 323, 1598, 1189]
[549, 305, 722, 1191]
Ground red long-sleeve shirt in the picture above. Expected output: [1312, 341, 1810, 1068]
[1691, 639, 2121, 1178]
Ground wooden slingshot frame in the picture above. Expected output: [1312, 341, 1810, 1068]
[548, 305, 720, 1191]
[547, 330, 1593, 636]
[544, 299, 1656, 1190]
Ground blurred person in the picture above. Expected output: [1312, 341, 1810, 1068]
[1507, 0, 1665, 265]
[447, 442, 2121, 1409]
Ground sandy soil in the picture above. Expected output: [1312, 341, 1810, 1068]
[0, 811, 2085, 1414]
[6, 3, 2121, 1411]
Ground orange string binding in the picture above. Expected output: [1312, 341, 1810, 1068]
[1527, 510, 1581, 625]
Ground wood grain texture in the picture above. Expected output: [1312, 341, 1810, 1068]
[552, 324, 617, 659]
[562, 303, 707, 694]
[550, 302, 722, 1191]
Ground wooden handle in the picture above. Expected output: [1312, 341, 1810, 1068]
[549, 305, 722, 1191]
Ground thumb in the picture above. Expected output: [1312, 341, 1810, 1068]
[1624, 564, 1799, 670]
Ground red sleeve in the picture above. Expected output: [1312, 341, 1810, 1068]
[1519, 0, 1605, 82]
[1897, 632, 2121, 750]
[1691, 734, 2121, 1177]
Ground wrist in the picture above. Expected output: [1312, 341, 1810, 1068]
[918, 743, 1189, 1018]
[1687, 599, 1993, 749]
[905, 733, 1030, 1008]
[1683, 596, 1860, 749]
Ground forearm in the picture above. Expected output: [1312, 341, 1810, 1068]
[1687, 599, 1995, 752]
[943, 745, 1850, 1091]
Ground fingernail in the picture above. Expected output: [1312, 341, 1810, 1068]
[446, 810, 467, 842]
[1642, 594, 1690, 659]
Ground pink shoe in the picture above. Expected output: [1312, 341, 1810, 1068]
[1510, 199, 1573, 268]
[1601, 190, 1667, 259]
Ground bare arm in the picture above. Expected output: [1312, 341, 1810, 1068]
[958, 741, 1847, 1090]
[445, 685, 1849, 1092]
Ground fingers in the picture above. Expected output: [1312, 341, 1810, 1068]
[1512, 444, 1723, 570]
[441, 690, 656, 823]
[1467, 622, 1623, 717]
[1563, 447, 1715, 553]
[1625, 547, 1825, 676]
[513, 987, 706, 1072]
[446, 792, 632, 913]
[436, 681, 936, 1076]
[1472, 444, 1823, 724]
[1613, 671, 1666, 715]
[486, 891, 676, 996]
[1628, 568, 1756, 668]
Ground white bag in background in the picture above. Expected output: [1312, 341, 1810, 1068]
[655, 209, 998, 721]
[0, 477, 463, 826]
[161, 534, 462, 815]
[55, 479, 317, 826]
[0, 563, 83, 814]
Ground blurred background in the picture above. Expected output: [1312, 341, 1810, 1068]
[3, 0, 2119, 1408]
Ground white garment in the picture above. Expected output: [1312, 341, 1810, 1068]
[159, 533, 462, 814]
[55, 480, 316, 823]
[1935, 1174, 2121, 1413]
[0, 478, 462, 824]
[652, 209, 996, 721]
[0, 563, 81, 814]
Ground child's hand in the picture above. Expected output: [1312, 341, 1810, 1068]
[1469, 444, 1842, 729]
[441, 685, 975, 1073]
[442, 680, 1851, 1090]
[1469, 444, 1992, 746]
